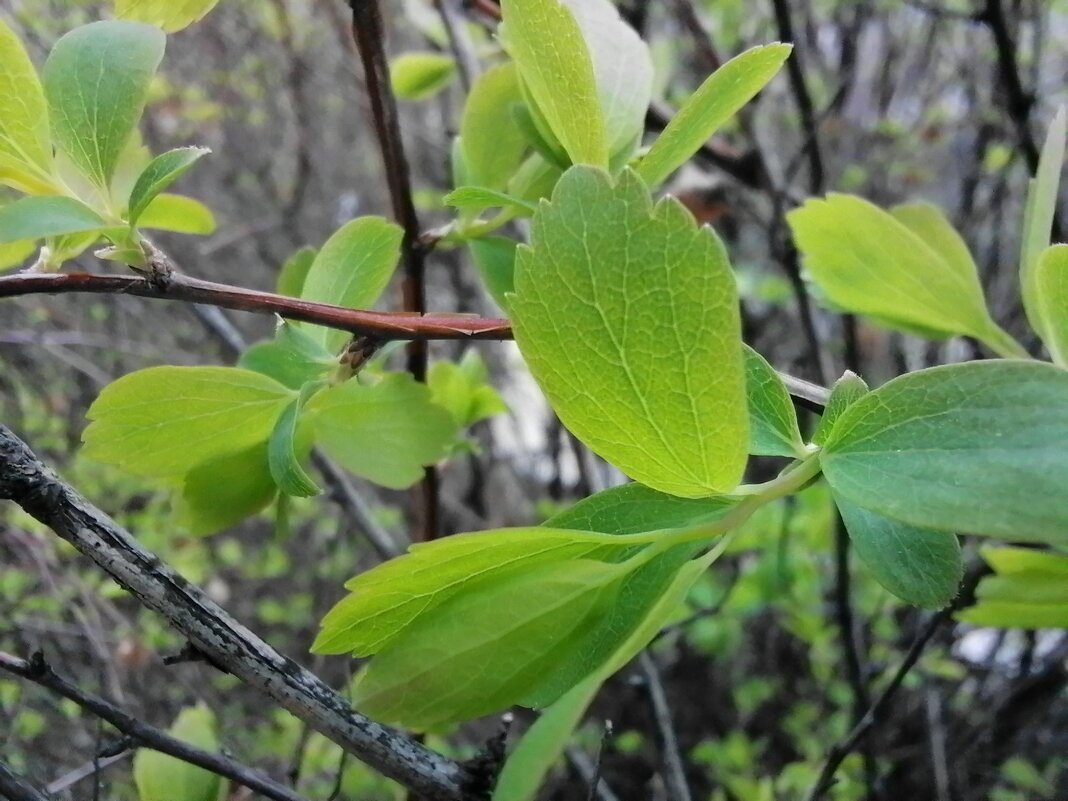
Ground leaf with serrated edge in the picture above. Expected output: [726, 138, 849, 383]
[511, 166, 748, 497]
[312, 527, 630, 656]
[743, 344, 805, 457]
[83, 366, 293, 478]
[0, 196, 104, 244]
[128, 146, 210, 224]
[43, 21, 165, 188]
[305, 373, 455, 490]
[636, 44, 791, 187]
[837, 497, 961, 608]
[500, 0, 607, 167]
[821, 360, 1068, 545]
[0, 19, 54, 191]
[300, 216, 402, 351]
[351, 557, 628, 730]
[1034, 245, 1068, 366]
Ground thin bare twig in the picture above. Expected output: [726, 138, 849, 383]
[639, 652, 692, 801]
[0, 759, 50, 801]
[0, 651, 312, 801]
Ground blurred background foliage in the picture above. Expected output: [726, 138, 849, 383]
[1, 0, 1067, 799]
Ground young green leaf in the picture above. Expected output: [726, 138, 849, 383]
[562, 0, 653, 160]
[1034, 244, 1068, 366]
[276, 246, 317, 298]
[444, 186, 537, 217]
[137, 193, 216, 234]
[268, 382, 322, 498]
[545, 482, 737, 536]
[0, 196, 105, 244]
[427, 350, 508, 429]
[0, 239, 35, 272]
[460, 64, 528, 190]
[500, 0, 607, 168]
[743, 344, 805, 457]
[958, 548, 1068, 629]
[467, 236, 517, 310]
[305, 372, 455, 489]
[313, 527, 631, 656]
[0, 19, 55, 194]
[511, 166, 748, 498]
[821, 360, 1068, 545]
[82, 366, 293, 478]
[1020, 107, 1066, 340]
[351, 556, 628, 730]
[177, 442, 277, 536]
[636, 44, 792, 187]
[133, 705, 224, 801]
[389, 52, 456, 101]
[238, 321, 335, 391]
[115, 0, 222, 33]
[43, 21, 165, 188]
[836, 497, 962, 608]
[299, 216, 403, 351]
[811, 371, 868, 446]
[789, 194, 1023, 356]
[127, 146, 210, 224]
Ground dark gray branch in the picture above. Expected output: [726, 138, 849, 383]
[0, 760, 50, 801]
[0, 425, 477, 801]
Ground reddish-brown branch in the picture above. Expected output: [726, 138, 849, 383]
[0, 271, 511, 340]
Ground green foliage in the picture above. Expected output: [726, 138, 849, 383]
[821, 361, 1068, 545]
[133, 704, 224, 801]
[743, 344, 805, 458]
[811, 372, 868, 446]
[127, 146, 210, 223]
[444, 186, 536, 217]
[136, 193, 216, 234]
[460, 64, 528, 190]
[390, 52, 456, 100]
[0, 239, 35, 271]
[267, 381, 322, 498]
[276, 245, 317, 297]
[427, 350, 508, 432]
[959, 547, 1068, 629]
[500, 0, 607, 168]
[789, 195, 1025, 356]
[238, 321, 336, 390]
[43, 21, 166, 190]
[511, 166, 748, 497]
[116, 0, 223, 33]
[636, 44, 791, 187]
[1033, 244, 1068, 366]
[177, 442, 277, 535]
[0, 19, 55, 195]
[0, 196, 105, 244]
[467, 236, 517, 309]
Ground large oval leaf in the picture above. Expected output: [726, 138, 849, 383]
[0, 19, 54, 192]
[821, 360, 1068, 545]
[43, 21, 165, 188]
[511, 166, 748, 497]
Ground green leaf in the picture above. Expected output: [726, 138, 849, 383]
[562, 0, 653, 159]
[1034, 244, 1068, 366]
[351, 556, 629, 730]
[313, 527, 631, 656]
[177, 442, 277, 536]
[43, 21, 165, 188]
[1020, 107, 1066, 340]
[789, 194, 1022, 356]
[427, 350, 507, 428]
[821, 360, 1068, 545]
[127, 146, 210, 224]
[116, 0, 223, 32]
[276, 245, 317, 297]
[500, 0, 608, 168]
[444, 186, 536, 217]
[468, 236, 517, 311]
[83, 366, 293, 478]
[460, 64, 528, 190]
[511, 166, 748, 497]
[635, 44, 792, 187]
[743, 344, 805, 457]
[0, 196, 105, 244]
[299, 216, 403, 351]
[238, 321, 335, 390]
[811, 371, 868, 446]
[959, 548, 1068, 629]
[268, 381, 322, 498]
[137, 193, 216, 234]
[545, 482, 736, 535]
[389, 52, 456, 101]
[305, 372, 455, 489]
[0, 19, 55, 194]
[133, 704, 224, 801]
[0, 239, 35, 272]
[836, 497, 961, 608]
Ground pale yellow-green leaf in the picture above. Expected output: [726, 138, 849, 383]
[137, 193, 216, 234]
[1034, 244, 1068, 366]
[116, 0, 223, 33]
[0, 19, 54, 190]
